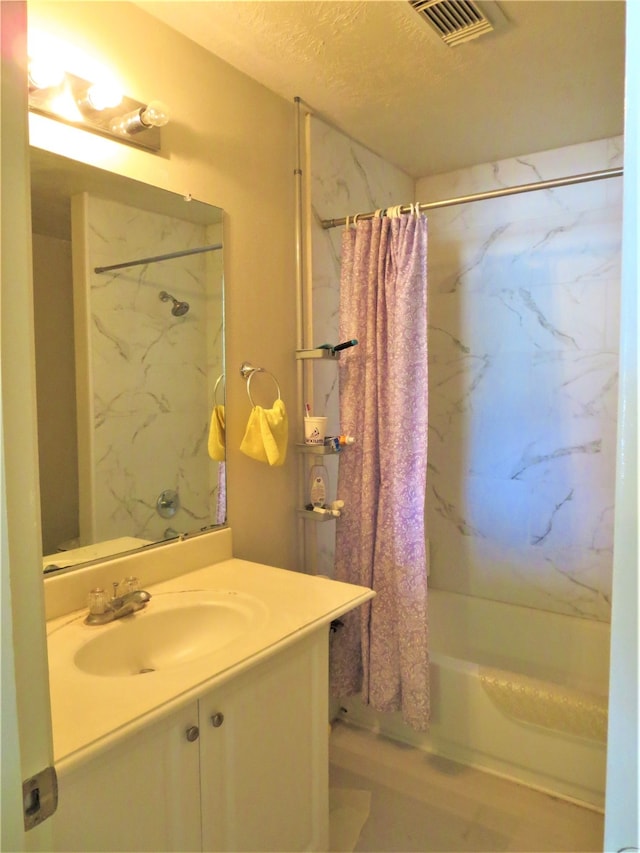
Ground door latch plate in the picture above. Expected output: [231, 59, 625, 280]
[23, 766, 58, 830]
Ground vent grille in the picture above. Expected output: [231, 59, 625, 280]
[410, 0, 494, 46]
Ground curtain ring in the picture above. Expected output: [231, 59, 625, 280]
[353, 213, 362, 225]
[246, 368, 281, 407]
[344, 215, 350, 231]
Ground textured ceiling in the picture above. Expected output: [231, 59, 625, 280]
[135, 0, 626, 178]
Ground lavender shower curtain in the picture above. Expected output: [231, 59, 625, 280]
[330, 211, 430, 730]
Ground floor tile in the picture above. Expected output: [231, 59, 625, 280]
[329, 722, 604, 853]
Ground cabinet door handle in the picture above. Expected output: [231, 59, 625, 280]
[185, 725, 200, 742]
[210, 712, 224, 728]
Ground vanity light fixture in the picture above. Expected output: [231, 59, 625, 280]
[112, 100, 170, 136]
[28, 56, 65, 90]
[28, 58, 168, 152]
[83, 81, 124, 112]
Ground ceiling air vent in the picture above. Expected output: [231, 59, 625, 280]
[409, 0, 503, 46]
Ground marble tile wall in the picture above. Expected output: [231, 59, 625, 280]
[80, 197, 224, 543]
[309, 116, 622, 622]
[418, 138, 622, 622]
[308, 117, 414, 575]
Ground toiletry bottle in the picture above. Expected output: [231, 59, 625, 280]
[323, 435, 355, 451]
[309, 463, 328, 507]
[337, 435, 356, 446]
[323, 436, 341, 452]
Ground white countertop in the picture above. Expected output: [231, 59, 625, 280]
[47, 557, 374, 770]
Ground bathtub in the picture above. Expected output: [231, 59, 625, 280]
[334, 588, 610, 810]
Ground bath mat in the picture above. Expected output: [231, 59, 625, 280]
[329, 787, 371, 852]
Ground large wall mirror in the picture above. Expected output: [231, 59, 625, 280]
[30, 148, 226, 573]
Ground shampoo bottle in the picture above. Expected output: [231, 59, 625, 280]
[309, 464, 328, 507]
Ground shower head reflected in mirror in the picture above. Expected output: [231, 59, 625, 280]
[159, 290, 190, 316]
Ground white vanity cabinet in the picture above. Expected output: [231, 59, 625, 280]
[52, 629, 329, 852]
[199, 628, 328, 852]
[52, 702, 202, 852]
[45, 551, 374, 852]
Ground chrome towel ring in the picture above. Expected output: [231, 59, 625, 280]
[213, 373, 225, 404]
[239, 361, 282, 406]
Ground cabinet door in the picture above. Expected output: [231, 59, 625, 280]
[52, 702, 202, 852]
[200, 630, 329, 852]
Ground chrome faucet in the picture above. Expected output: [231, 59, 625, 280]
[85, 578, 152, 625]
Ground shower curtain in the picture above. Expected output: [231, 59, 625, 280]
[330, 210, 430, 731]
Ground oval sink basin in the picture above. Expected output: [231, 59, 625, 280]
[73, 591, 266, 677]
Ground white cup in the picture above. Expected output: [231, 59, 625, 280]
[304, 416, 327, 445]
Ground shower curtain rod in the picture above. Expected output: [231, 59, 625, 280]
[320, 167, 623, 229]
[94, 242, 223, 274]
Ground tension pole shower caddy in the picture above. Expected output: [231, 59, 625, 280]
[293, 96, 623, 575]
[295, 97, 344, 576]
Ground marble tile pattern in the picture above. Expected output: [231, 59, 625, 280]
[417, 137, 622, 622]
[82, 197, 224, 543]
[310, 118, 622, 622]
[308, 117, 414, 576]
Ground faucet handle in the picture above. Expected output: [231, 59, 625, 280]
[122, 576, 140, 593]
[88, 588, 108, 615]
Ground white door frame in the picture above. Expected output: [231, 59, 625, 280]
[1, 2, 54, 850]
[603, 2, 640, 850]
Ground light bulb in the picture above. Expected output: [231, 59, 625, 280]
[86, 81, 123, 111]
[28, 56, 65, 90]
[139, 100, 170, 128]
[110, 99, 170, 136]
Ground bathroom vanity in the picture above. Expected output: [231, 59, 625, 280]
[44, 529, 373, 852]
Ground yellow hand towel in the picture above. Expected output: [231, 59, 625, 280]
[240, 399, 288, 466]
[208, 404, 226, 461]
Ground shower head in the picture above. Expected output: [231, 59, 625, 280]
[159, 290, 190, 316]
[171, 299, 190, 317]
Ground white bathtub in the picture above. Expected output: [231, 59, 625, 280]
[335, 588, 610, 810]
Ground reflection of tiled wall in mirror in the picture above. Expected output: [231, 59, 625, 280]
[74, 195, 223, 544]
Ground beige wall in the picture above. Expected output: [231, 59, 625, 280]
[28, 1, 299, 570]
